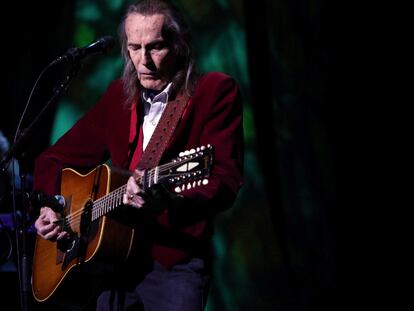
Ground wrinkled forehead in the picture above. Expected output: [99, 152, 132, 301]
[125, 13, 166, 37]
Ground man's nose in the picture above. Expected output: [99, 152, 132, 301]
[140, 48, 151, 65]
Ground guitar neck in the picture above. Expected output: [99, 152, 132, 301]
[90, 166, 159, 221]
[90, 184, 127, 221]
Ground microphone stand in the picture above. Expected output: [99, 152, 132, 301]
[0, 61, 81, 311]
[15, 151, 30, 311]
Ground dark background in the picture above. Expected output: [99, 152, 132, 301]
[0, 0, 373, 310]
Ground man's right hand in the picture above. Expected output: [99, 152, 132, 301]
[34, 207, 68, 241]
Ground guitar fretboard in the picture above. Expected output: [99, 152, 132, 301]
[91, 184, 127, 221]
[89, 165, 160, 221]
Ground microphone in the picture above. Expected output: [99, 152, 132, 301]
[52, 36, 115, 65]
[28, 191, 66, 213]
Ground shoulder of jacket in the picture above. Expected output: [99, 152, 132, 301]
[106, 78, 125, 93]
[201, 71, 233, 83]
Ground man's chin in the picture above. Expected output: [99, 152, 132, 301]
[140, 80, 165, 91]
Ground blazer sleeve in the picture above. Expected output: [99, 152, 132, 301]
[32, 80, 123, 195]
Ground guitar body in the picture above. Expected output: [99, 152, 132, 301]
[31, 145, 213, 307]
[32, 164, 135, 306]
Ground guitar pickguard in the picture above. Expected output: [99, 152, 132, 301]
[61, 236, 80, 269]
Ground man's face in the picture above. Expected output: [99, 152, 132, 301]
[125, 13, 176, 91]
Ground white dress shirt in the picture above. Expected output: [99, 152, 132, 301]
[141, 83, 172, 150]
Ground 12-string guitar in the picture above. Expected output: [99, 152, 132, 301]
[31, 145, 213, 306]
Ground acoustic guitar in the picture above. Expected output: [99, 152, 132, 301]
[31, 145, 213, 306]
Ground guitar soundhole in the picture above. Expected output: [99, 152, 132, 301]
[80, 200, 93, 235]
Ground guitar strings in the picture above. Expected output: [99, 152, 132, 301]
[58, 153, 206, 228]
[60, 184, 128, 228]
[61, 159, 177, 223]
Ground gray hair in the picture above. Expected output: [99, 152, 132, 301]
[118, 0, 198, 107]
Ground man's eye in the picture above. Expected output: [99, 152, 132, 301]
[152, 43, 165, 50]
[129, 45, 141, 51]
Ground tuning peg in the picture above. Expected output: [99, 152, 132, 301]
[174, 186, 182, 193]
[189, 148, 195, 154]
[202, 179, 208, 185]
[196, 147, 200, 152]
[200, 145, 205, 150]
[179, 152, 184, 157]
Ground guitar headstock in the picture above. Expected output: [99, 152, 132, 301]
[158, 144, 213, 193]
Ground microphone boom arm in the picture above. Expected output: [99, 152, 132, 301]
[51, 36, 115, 65]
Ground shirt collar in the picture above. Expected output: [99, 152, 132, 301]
[142, 82, 173, 105]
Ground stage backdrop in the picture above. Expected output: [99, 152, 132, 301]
[1, 1, 338, 310]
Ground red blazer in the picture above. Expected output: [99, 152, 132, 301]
[33, 72, 244, 267]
